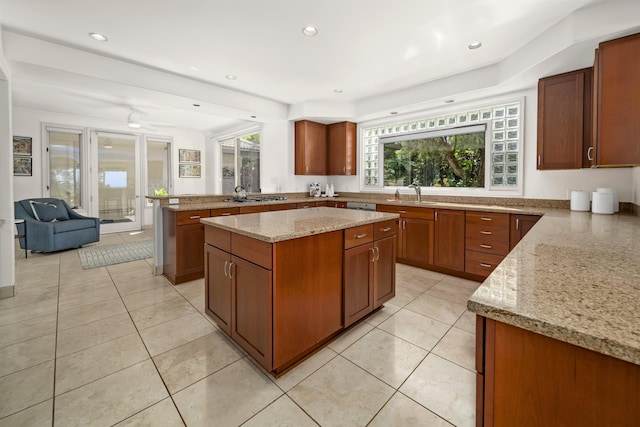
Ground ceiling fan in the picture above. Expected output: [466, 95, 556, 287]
[118, 109, 176, 132]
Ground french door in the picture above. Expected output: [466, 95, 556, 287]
[90, 131, 142, 233]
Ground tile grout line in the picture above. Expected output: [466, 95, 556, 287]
[51, 252, 62, 427]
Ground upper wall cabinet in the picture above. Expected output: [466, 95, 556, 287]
[327, 122, 357, 175]
[591, 32, 640, 167]
[295, 120, 357, 175]
[537, 68, 593, 169]
[295, 120, 327, 175]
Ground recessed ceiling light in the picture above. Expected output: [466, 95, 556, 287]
[468, 42, 482, 50]
[390, 111, 398, 115]
[444, 99, 455, 104]
[193, 103, 200, 107]
[334, 89, 343, 93]
[89, 32, 108, 42]
[225, 74, 237, 80]
[250, 115, 257, 119]
[302, 26, 318, 37]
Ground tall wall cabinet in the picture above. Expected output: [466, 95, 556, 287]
[295, 120, 357, 176]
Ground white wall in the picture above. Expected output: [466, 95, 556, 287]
[0, 27, 15, 294]
[12, 108, 207, 225]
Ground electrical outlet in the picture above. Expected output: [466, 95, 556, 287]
[168, 198, 179, 205]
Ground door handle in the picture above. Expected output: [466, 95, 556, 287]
[587, 146, 594, 161]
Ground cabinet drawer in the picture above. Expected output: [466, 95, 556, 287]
[270, 203, 297, 211]
[373, 220, 397, 241]
[177, 209, 211, 225]
[466, 223, 509, 242]
[231, 233, 272, 269]
[377, 204, 434, 220]
[297, 201, 316, 209]
[344, 224, 374, 249]
[238, 205, 270, 215]
[465, 250, 505, 276]
[205, 226, 231, 252]
[211, 207, 239, 217]
[465, 235, 510, 256]
[466, 211, 509, 228]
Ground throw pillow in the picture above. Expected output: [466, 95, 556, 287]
[29, 200, 70, 222]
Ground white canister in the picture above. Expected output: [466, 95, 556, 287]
[596, 188, 619, 213]
[570, 190, 590, 212]
[592, 191, 614, 214]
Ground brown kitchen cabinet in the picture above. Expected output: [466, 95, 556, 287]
[509, 214, 540, 250]
[327, 121, 357, 175]
[376, 205, 434, 268]
[465, 211, 510, 278]
[295, 120, 327, 175]
[591, 32, 640, 167]
[205, 224, 344, 374]
[537, 68, 593, 169]
[343, 221, 396, 327]
[476, 316, 640, 426]
[163, 209, 210, 285]
[434, 209, 465, 272]
[296, 201, 316, 209]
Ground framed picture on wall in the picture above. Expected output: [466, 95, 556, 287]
[179, 163, 201, 178]
[14, 157, 32, 176]
[178, 149, 201, 163]
[13, 136, 32, 156]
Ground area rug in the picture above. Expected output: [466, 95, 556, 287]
[78, 240, 153, 269]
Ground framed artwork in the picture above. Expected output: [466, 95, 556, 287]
[13, 136, 32, 156]
[179, 163, 201, 178]
[178, 149, 201, 163]
[14, 157, 32, 176]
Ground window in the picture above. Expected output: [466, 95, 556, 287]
[381, 125, 486, 188]
[363, 100, 522, 192]
[219, 131, 261, 194]
[46, 127, 84, 208]
[146, 137, 171, 198]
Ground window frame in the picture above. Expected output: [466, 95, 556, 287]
[360, 97, 524, 196]
[216, 126, 262, 194]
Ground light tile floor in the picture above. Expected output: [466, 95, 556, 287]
[1, 230, 481, 426]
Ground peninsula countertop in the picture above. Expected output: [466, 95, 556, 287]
[468, 209, 640, 366]
[200, 206, 399, 243]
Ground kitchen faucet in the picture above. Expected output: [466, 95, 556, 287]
[408, 183, 422, 202]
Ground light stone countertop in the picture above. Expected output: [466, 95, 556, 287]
[200, 207, 399, 243]
[468, 209, 640, 365]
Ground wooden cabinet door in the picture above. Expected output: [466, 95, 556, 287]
[177, 223, 205, 276]
[204, 244, 232, 335]
[537, 68, 592, 169]
[509, 214, 541, 250]
[344, 243, 374, 327]
[327, 121, 357, 175]
[595, 33, 640, 166]
[402, 217, 434, 265]
[231, 255, 273, 370]
[295, 120, 327, 175]
[434, 209, 465, 271]
[373, 236, 396, 308]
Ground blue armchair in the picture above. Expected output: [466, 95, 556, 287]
[14, 198, 100, 253]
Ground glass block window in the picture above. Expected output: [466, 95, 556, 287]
[362, 100, 522, 190]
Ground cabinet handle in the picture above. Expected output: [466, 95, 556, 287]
[381, 227, 392, 232]
[222, 213, 232, 216]
[223, 260, 229, 278]
[480, 217, 492, 221]
[587, 146, 594, 161]
[228, 262, 234, 279]
[369, 247, 375, 263]
[306, 166, 309, 173]
[480, 244, 493, 249]
[480, 263, 492, 268]
[480, 230, 492, 235]
[516, 218, 520, 230]
[435, 212, 438, 221]
[355, 233, 367, 239]
[189, 215, 201, 219]
[375, 246, 380, 261]
[343, 166, 346, 173]
[403, 220, 406, 230]
[538, 155, 541, 166]
[398, 210, 407, 214]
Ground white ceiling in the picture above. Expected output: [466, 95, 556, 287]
[1, 0, 639, 133]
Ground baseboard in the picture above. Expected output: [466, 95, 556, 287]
[0, 285, 15, 299]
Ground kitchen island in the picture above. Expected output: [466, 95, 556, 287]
[201, 207, 399, 375]
[468, 210, 640, 426]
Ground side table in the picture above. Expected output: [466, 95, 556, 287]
[14, 219, 27, 258]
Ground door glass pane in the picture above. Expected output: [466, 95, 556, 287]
[49, 130, 81, 207]
[98, 135, 136, 224]
[147, 139, 170, 197]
